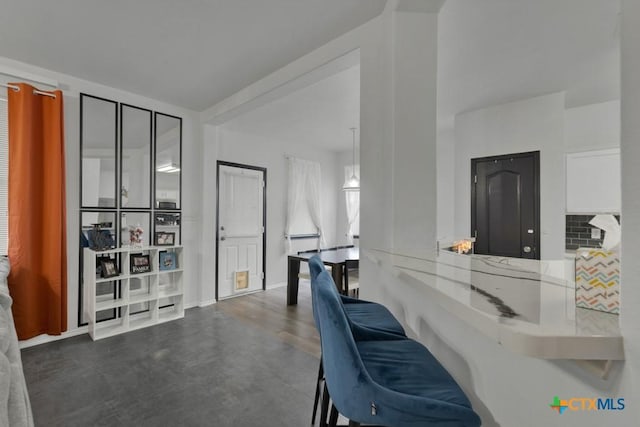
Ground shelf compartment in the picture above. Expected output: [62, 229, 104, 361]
[95, 298, 128, 311]
[158, 295, 184, 322]
[92, 323, 128, 340]
[96, 275, 127, 283]
[128, 271, 156, 279]
[158, 288, 182, 299]
[129, 317, 155, 331]
[129, 293, 157, 305]
[90, 307, 129, 340]
[158, 310, 183, 323]
[84, 246, 183, 341]
[158, 270, 182, 298]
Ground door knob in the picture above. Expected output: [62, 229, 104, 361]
[523, 246, 531, 253]
[220, 236, 226, 241]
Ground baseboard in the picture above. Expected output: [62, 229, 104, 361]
[19, 326, 89, 349]
[266, 281, 287, 290]
[198, 298, 217, 307]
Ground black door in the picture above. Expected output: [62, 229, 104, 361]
[471, 151, 540, 259]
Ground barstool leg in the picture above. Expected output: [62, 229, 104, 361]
[311, 360, 324, 425]
[328, 404, 339, 427]
[319, 383, 330, 427]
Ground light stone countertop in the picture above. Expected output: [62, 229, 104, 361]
[365, 249, 624, 361]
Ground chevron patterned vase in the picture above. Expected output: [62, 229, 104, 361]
[575, 249, 620, 314]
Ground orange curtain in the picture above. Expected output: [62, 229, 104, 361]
[7, 83, 67, 340]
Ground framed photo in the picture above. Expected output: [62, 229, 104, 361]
[155, 231, 175, 246]
[99, 258, 119, 278]
[130, 253, 151, 274]
[159, 251, 177, 271]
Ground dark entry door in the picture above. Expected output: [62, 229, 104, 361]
[471, 151, 540, 259]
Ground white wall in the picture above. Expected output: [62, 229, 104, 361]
[565, 100, 620, 152]
[565, 101, 621, 214]
[437, 129, 455, 242]
[619, 1, 640, 422]
[454, 93, 566, 260]
[204, 126, 341, 289]
[391, 11, 439, 253]
[0, 56, 203, 343]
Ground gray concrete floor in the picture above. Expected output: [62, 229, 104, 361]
[21, 291, 319, 426]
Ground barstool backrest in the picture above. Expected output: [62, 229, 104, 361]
[313, 269, 376, 420]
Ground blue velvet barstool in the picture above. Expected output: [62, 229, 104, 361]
[312, 267, 481, 427]
[308, 256, 406, 425]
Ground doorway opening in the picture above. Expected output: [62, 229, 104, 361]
[471, 151, 540, 259]
[216, 161, 266, 300]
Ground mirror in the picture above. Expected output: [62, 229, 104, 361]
[121, 104, 152, 208]
[155, 113, 181, 209]
[81, 95, 117, 208]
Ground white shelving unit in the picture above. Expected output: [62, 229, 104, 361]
[84, 245, 184, 340]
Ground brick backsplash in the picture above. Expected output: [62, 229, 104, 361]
[565, 214, 620, 250]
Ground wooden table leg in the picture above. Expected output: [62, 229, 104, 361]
[287, 257, 301, 305]
[331, 263, 345, 295]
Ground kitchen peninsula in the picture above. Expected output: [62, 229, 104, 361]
[365, 249, 623, 364]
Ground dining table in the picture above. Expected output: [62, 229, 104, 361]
[287, 247, 359, 305]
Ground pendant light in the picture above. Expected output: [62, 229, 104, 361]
[343, 127, 360, 191]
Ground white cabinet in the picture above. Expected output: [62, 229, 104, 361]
[83, 245, 184, 340]
[566, 148, 620, 213]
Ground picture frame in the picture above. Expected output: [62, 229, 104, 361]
[99, 258, 119, 278]
[159, 251, 177, 271]
[155, 231, 175, 246]
[130, 253, 151, 274]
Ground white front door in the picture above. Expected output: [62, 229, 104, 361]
[217, 164, 265, 299]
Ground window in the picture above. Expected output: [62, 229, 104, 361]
[344, 165, 360, 238]
[286, 157, 324, 239]
[0, 96, 8, 255]
[285, 157, 325, 252]
[289, 192, 318, 236]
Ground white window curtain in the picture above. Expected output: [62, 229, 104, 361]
[345, 165, 360, 243]
[285, 157, 325, 253]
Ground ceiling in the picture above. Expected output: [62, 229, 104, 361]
[0, 0, 385, 111]
[221, 0, 620, 151]
[438, 0, 620, 128]
[223, 65, 360, 152]
[1, 0, 621, 151]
